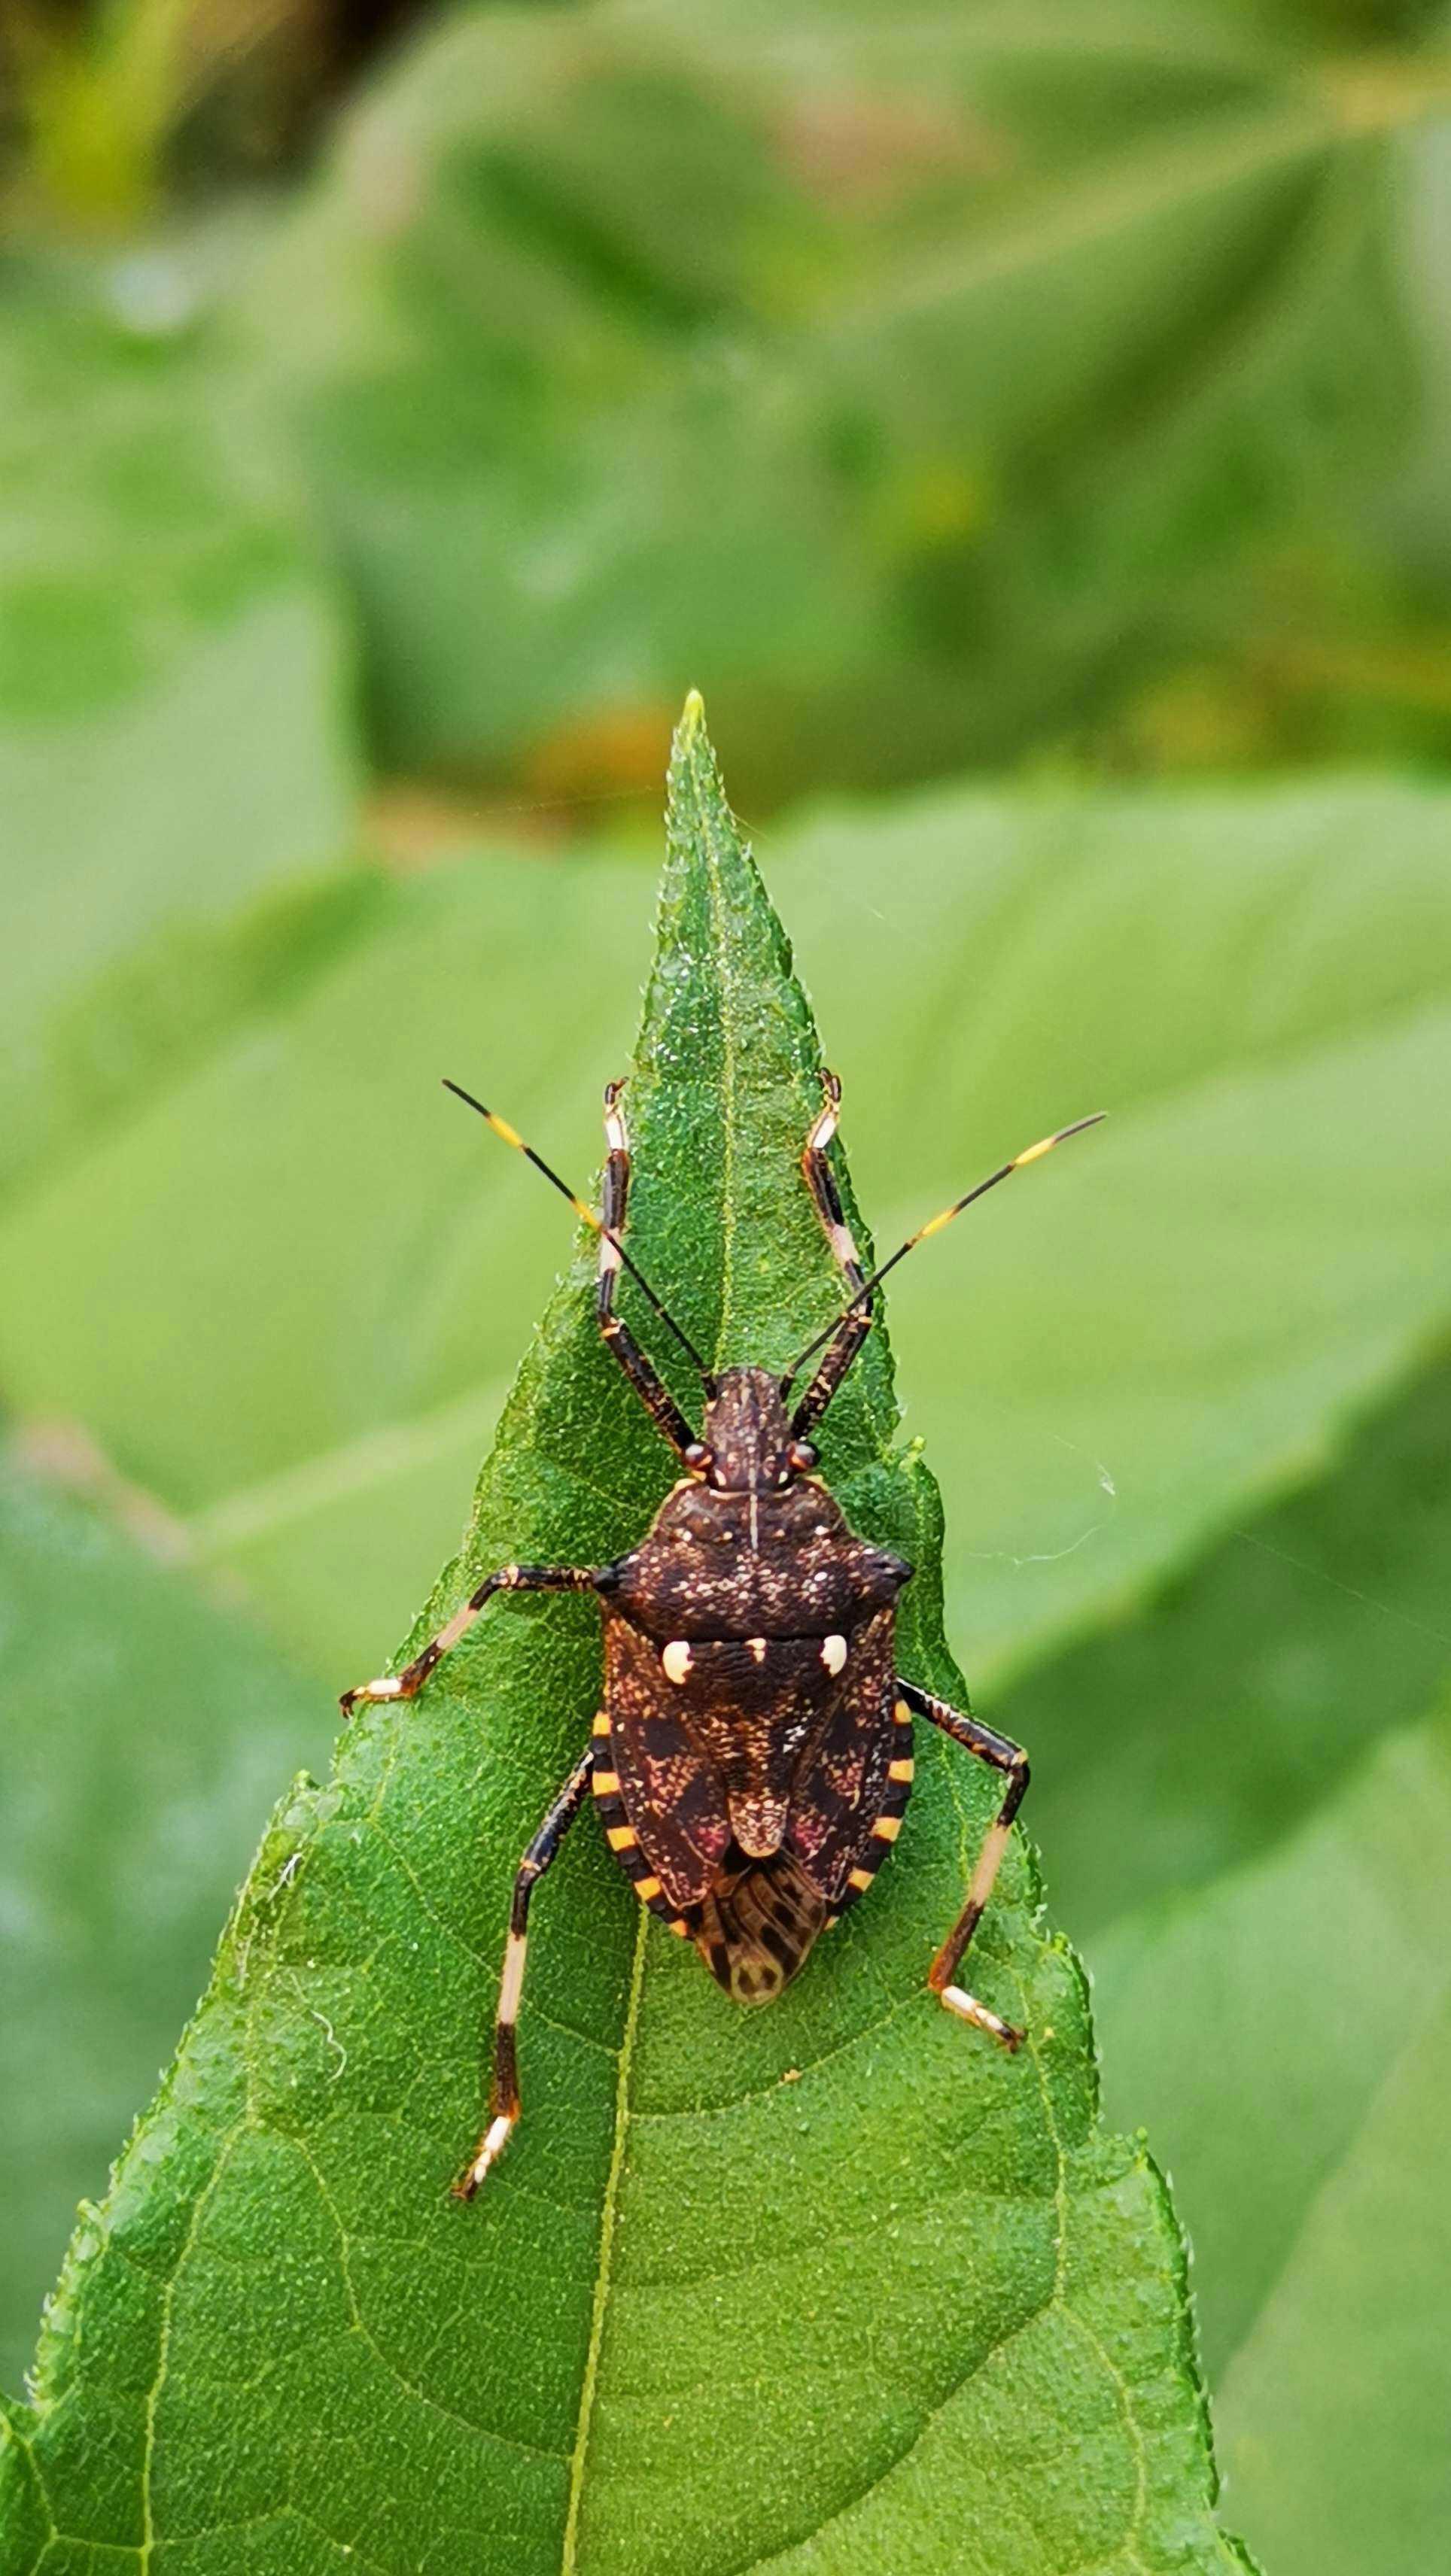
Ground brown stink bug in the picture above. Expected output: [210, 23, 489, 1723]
[341, 1073, 1101, 2196]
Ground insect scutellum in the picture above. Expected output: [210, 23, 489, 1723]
[342, 1069, 1102, 2198]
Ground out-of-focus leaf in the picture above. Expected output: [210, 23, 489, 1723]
[239, 0, 1434, 800]
[1215, 1885, 1451, 2576]
[0, 707, 1249, 2572]
[0, 772, 1447, 1698]
[0, 851, 653, 1519]
[976, 1342, 1451, 2462]
[997, 1348, 1451, 1940]
[0, 1446, 329, 2398]
[0, 275, 361, 1199]
[1090, 1691, 1451, 2576]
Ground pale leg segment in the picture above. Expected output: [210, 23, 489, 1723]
[897, 1677, 1030, 2052]
[455, 1742, 595, 2198]
[339, 1563, 607, 1718]
[801, 1071, 868, 1296]
[790, 1074, 876, 1444]
[595, 1078, 700, 1460]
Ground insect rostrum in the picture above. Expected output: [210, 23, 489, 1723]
[342, 698, 1100, 2201]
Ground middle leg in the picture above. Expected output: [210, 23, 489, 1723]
[897, 1676, 1030, 2052]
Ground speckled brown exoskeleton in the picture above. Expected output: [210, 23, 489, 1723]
[342, 1075, 1100, 2196]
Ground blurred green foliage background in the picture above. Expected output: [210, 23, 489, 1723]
[2, 4, 1451, 2570]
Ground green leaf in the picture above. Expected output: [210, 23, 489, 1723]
[1215, 1834, 1451, 2576]
[1024, 1356, 1451, 2574]
[0, 1449, 330, 2399]
[974, 1347, 1451, 2576]
[0, 273, 361, 1201]
[0, 706, 1248, 2573]
[999, 1348, 1451, 1952]
[1091, 1690, 1451, 2576]
[242, 0, 1430, 797]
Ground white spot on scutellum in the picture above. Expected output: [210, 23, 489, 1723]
[662, 1639, 693, 1684]
[747, 1637, 768, 1664]
[821, 1633, 848, 1676]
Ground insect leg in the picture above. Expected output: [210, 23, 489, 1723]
[789, 1305, 874, 1443]
[596, 1079, 701, 1459]
[339, 1563, 608, 1717]
[785, 1074, 876, 1438]
[455, 1743, 595, 2198]
[801, 1072, 867, 1296]
[898, 1676, 1029, 2052]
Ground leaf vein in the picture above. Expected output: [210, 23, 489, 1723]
[291, 2134, 570, 2468]
[560, 1903, 648, 2571]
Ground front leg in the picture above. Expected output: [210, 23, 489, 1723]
[897, 1676, 1030, 2051]
[340, 1563, 610, 1717]
[595, 1079, 701, 1459]
[801, 1072, 868, 1297]
[789, 1074, 875, 1441]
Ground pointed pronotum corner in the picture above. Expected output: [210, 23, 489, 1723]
[0, 696, 1253, 2575]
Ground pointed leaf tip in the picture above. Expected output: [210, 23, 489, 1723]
[665, 686, 732, 847]
[670, 688, 710, 776]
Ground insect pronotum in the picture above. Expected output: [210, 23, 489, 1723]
[342, 1071, 1102, 2196]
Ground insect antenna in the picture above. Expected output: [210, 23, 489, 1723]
[781, 1113, 1105, 1393]
[443, 1080, 716, 1390]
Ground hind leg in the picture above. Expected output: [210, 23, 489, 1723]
[897, 1677, 1029, 2050]
[455, 1745, 595, 2197]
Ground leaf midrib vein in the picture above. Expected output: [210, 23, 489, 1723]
[561, 1903, 649, 2571]
[702, 761, 742, 1370]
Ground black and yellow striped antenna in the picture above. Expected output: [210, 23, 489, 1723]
[781, 1112, 1105, 1392]
[443, 1080, 716, 1389]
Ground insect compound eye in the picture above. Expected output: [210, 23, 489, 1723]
[820, 1633, 848, 1677]
[683, 1441, 713, 1478]
[788, 1440, 818, 1474]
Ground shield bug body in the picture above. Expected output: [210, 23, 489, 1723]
[342, 1074, 1100, 2196]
